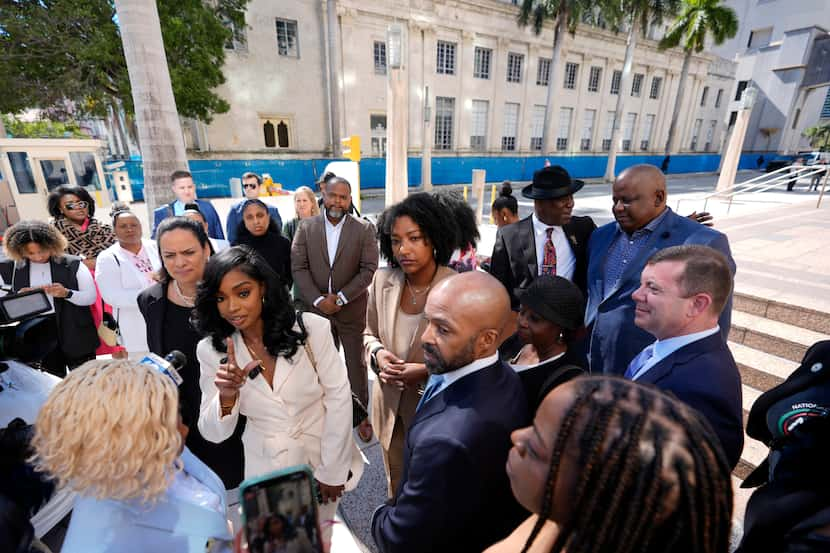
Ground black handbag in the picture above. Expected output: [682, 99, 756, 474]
[296, 311, 368, 428]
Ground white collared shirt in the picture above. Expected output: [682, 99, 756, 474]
[630, 326, 721, 381]
[531, 213, 575, 281]
[430, 352, 500, 399]
[324, 214, 346, 269]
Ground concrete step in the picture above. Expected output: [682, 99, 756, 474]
[730, 310, 830, 363]
[734, 291, 830, 335]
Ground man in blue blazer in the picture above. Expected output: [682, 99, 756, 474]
[585, 164, 735, 375]
[624, 244, 743, 468]
[151, 170, 225, 239]
[372, 272, 529, 553]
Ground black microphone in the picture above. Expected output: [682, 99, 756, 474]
[139, 350, 187, 386]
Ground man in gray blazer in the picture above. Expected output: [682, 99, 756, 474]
[292, 176, 378, 438]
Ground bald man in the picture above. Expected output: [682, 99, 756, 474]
[585, 164, 735, 375]
[372, 272, 529, 553]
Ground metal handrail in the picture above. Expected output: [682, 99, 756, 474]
[676, 165, 829, 214]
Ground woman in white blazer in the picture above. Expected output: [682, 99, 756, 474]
[31, 359, 233, 553]
[96, 206, 161, 357]
[194, 246, 362, 546]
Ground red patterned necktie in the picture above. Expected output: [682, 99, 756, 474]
[541, 227, 557, 275]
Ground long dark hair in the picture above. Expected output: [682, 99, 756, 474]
[234, 199, 280, 243]
[377, 192, 455, 268]
[432, 191, 479, 250]
[192, 246, 305, 359]
[47, 185, 96, 218]
[155, 217, 210, 284]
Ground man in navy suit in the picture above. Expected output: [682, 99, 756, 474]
[585, 164, 735, 375]
[371, 272, 529, 553]
[151, 170, 224, 239]
[625, 244, 743, 468]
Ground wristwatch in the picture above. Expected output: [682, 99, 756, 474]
[335, 297, 345, 307]
[65, 290, 74, 299]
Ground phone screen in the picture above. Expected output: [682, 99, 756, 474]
[241, 468, 322, 553]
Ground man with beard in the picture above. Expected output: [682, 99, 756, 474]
[371, 272, 529, 553]
[292, 176, 378, 440]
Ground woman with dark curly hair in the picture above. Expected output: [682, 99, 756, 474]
[0, 220, 98, 375]
[433, 192, 480, 272]
[136, 217, 245, 489]
[194, 246, 362, 548]
[232, 199, 292, 287]
[47, 186, 115, 272]
[364, 193, 458, 497]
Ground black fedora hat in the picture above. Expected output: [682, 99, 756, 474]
[522, 165, 584, 200]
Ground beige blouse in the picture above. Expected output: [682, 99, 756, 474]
[392, 310, 423, 361]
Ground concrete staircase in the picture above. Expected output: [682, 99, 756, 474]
[728, 291, 830, 527]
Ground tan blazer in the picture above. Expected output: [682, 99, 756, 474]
[291, 214, 378, 326]
[363, 266, 456, 449]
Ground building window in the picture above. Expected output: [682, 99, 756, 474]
[715, 88, 724, 108]
[470, 100, 489, 151]
[622, 112, 637, 152]
[563, 62, 579, 90]
[735, 80, 749, 101]
[530, 105, 545, 150]
[557, 107, 572, 151]
[374, 41, 387, 75]
[704, 120, 716, 151]
[610, 70, 622, 95]
[649, 77, 662, 99]
[631, 73, 644, 97]
[474, 47, 492, 79]
[821, 88, 830, 118]
[792, 108, 801, 129]
[603, 111, 615, 151]
[747, 27, 773, 49]
[641, 114, 655, 150]
[537, 58, 551, 86]
[7, 152, 36, 194]
[690, 118, 703, 150]
[222, 15, 247, 51]
[502, 102, 520, 151]
[434, 97, 455, 150]
[276, 19, 299, 58]
[728, 111, 738, 128]
[700, 86, 709, 107]
[581, 109, 596, 151]
[370, 114, 387, 156]
[507, 53, 523, 83]
[436, 41, 457, 75]
[588, 67, 602, 93]
[262, 118, 291, 148]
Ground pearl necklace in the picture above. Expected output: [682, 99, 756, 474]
[173, 280, 196, 307]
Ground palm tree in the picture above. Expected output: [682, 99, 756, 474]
[804, 123, 830, 151]
[114, 0, 188, 219]
[603, 0, 682, 182]
[659, 0, 738, 156]
[517, 0, 588, 154]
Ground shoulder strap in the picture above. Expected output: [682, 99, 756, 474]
[296, 310, 317, 371]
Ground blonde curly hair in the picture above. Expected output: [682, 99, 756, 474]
[3, 220, 67, 262]
[31, 359, 182, 503]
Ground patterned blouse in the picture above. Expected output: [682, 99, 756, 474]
[53, 217, 116, 260]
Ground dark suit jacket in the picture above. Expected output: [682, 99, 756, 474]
[637, 332, 744, 469]
[291, 214, 378, 329]
[371, 360, 529, 553]
[585, 209, 736, 375]
[489, 215, 596, 308]
[152, 199, 224, 240]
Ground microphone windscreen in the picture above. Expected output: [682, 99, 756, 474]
[165, 350, 187, 369]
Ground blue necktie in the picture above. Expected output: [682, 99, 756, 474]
[624, 344, 655, 380]
[417, 374, 445, 411]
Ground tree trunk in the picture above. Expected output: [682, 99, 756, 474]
[114, 0, 187, 218]
[603, 16, 640, 183]
[664, 50, 690, 155]
[0, 116, 6, 139]
[541, 14, 566, 154]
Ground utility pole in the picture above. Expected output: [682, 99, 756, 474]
[385, 24, 409, 206]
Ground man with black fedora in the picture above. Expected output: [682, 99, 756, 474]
[489, 164, 596, 310]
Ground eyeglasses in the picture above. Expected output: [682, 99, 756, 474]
[242, 183, 259, 189]
[65, 201, 88, 210]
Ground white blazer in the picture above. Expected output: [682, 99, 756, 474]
[95, 239, 161, 354]
[197, 313, 364, 488]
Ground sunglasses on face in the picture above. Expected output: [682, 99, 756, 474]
[242, 183, 259, 189]
[65, 201, 88, 210]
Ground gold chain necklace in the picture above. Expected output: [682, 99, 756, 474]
[405, 279, 431, 305]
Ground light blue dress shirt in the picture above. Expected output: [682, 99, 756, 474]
[629, 326, 720, 381]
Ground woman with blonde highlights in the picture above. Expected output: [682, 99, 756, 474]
[282, 186, 320, 244]
[31, 359, 232, 553]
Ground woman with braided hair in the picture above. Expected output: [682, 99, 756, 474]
[488, 376, 733, 553]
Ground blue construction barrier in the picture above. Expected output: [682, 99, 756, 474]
[119, 152, 788, 201]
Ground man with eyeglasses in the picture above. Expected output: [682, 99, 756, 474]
[584, 164, 735, 375]
[151, 170, 225, 240]
[224, 172, 284, 244]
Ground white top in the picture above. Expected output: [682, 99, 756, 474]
[324, 215, 346, 269]
[531, 213, 575, 281]
[630, 326, 721, 381]
[25, 260, 97, 313]
[510, 350, 565, 374]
